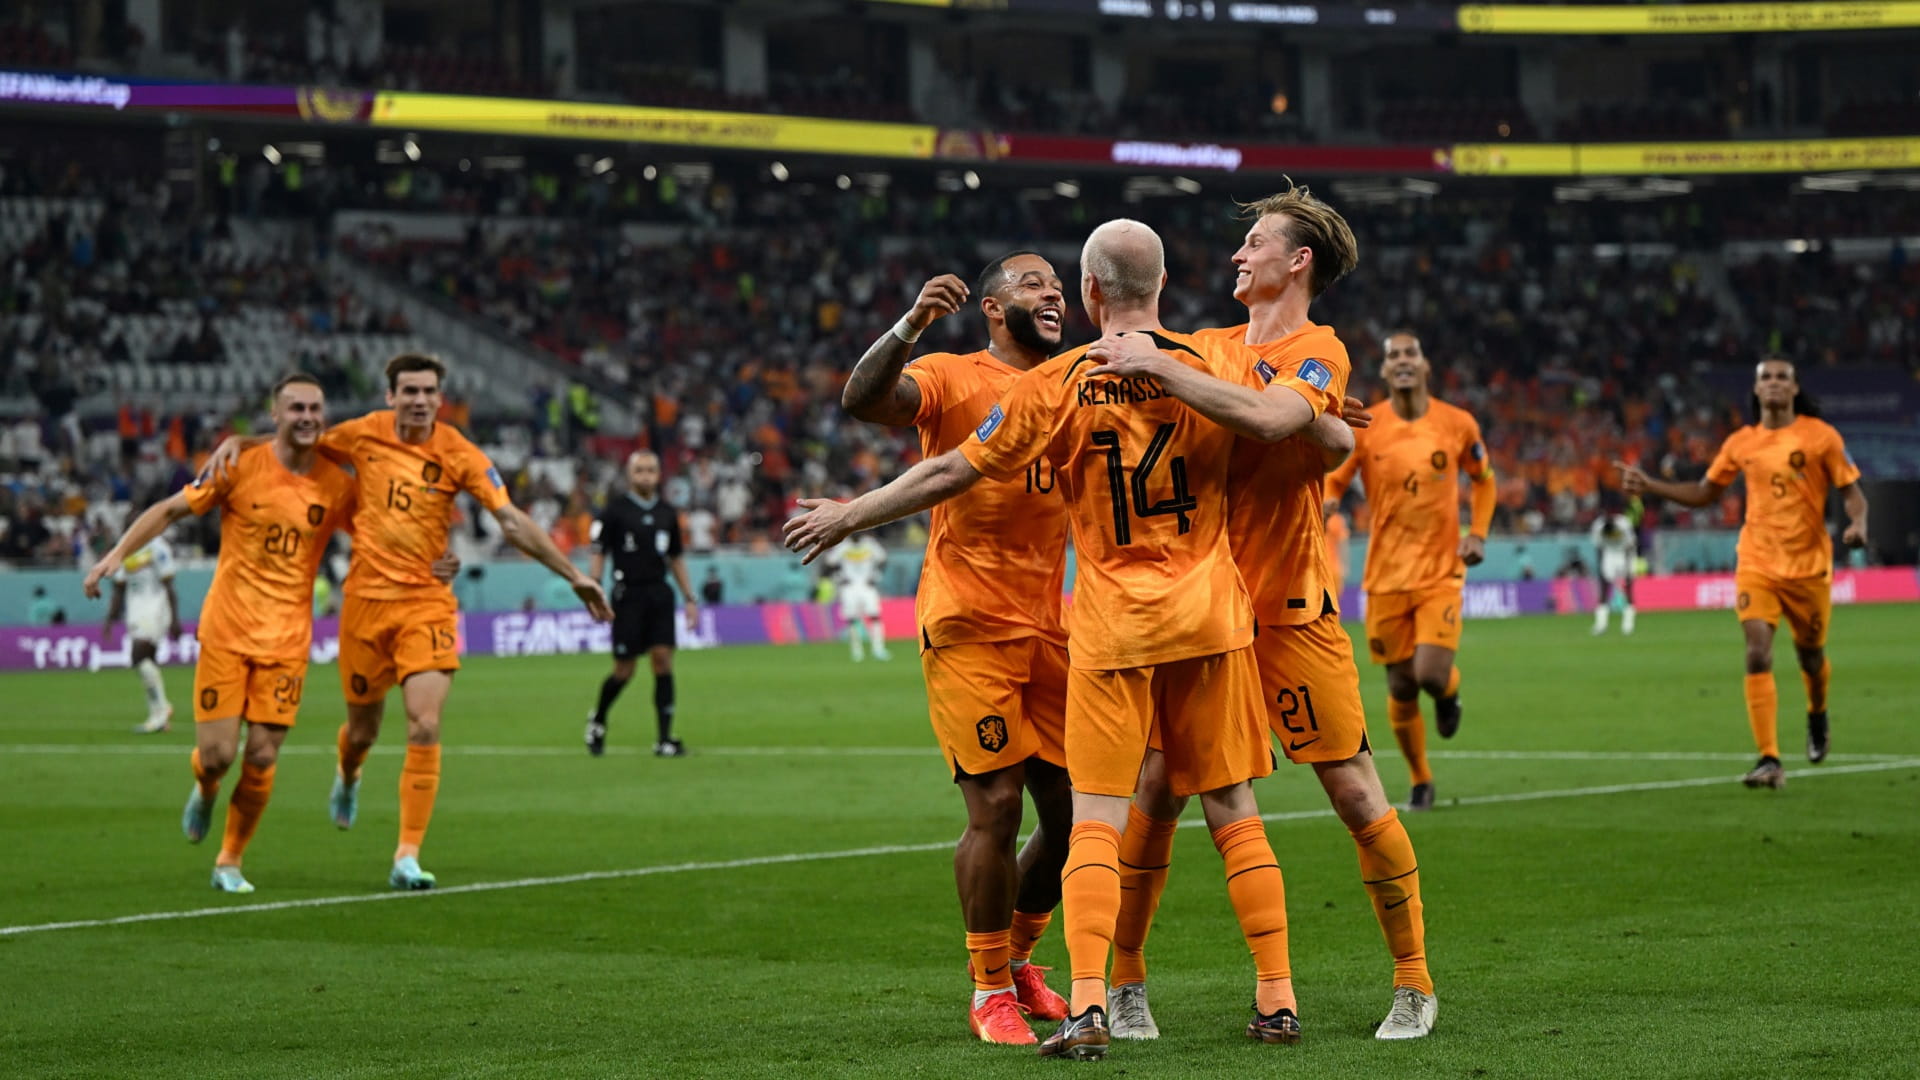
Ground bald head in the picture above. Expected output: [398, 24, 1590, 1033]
[626, 450, 661, 498]
[1080, 219, 1166, 309]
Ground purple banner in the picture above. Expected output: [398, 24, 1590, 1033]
[1339, 579, 1592, 620]
[0, 69, 373, 121]
[1, 587, 1601, 672]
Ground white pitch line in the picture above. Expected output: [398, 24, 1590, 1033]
[0, 744, 1905, 763]
[4, 757, 1915, 939]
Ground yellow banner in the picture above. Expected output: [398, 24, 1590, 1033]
[1451, 138, 1920, 176]
[370, 93, 939, 159]
[1458, 2, 1920, 34]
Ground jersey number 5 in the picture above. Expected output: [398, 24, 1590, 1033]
[1091, 423, 1196, 546]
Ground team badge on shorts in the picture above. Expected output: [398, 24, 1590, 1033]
[351, 674, 369, 695]
[1369, 637, 1387, 658]
[308, 504, 326, 526]
[200, 688, 218, 710]
[976, 715, 1008, 752]
[1737, 592, 1750, 611]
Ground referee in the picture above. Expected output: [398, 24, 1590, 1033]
[585, 450, 698, 757]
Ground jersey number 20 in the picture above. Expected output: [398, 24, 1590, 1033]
[1091, 423, 1196, 545]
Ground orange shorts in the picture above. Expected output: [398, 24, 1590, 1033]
[1067, 647, 1270, 799]
[339, 593, 461, 705]
[1256, 616, 1371, 764]
[1735, 570, 1831, 648]
[1364, 585, 1463, 666]
[193, 645, 308, 726]
[922, 637, 1068, 780]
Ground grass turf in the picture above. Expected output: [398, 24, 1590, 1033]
[2, 604, 1917, 1079]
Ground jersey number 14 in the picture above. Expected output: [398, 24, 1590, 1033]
[1092, 423, 1196, 545]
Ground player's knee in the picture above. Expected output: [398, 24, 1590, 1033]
[1744, 647, 1772, 675]
[609, 661, 637, 682]
[243, 742, 280, 770]
[970, 779, 1026, 836]
[649, 650, 673, 676]
[405, 713, 442, 745]
[1796, 647, 1825, 673]
[198, 742, 237, 775]
[1385, 671, 1419, 701]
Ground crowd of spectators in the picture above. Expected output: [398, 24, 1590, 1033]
[7, 158, 1917, 570]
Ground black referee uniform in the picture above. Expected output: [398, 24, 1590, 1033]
[596, 494, 686, 657]
[586, 494, 689, 756]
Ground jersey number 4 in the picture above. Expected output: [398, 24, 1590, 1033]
[1091, 423, 1196, 545]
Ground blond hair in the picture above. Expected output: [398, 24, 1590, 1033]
[1239, 179, 1358, 298]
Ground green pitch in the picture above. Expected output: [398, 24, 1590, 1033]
[3, 606, 1917, 1079]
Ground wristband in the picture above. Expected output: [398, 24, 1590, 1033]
[891, 316, 923, 344]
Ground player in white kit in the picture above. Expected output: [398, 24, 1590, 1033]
[824, 534, 890, 661]
[1591, 512, 1637, 636]
[104, 536, 182, 732]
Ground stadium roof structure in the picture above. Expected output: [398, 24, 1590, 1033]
[3, 68, 1918, 180]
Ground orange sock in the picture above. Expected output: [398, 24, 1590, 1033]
[1744, 672, 1779, 759]
[1009, 910, 1052, 965]
[1211, 816, 1294, 1015]
[1110, 805, 1178, 987]
[338, 723, 371, 782]
[1389, 696, 1431, 786]
[1060, 820, 1122, 1013]
[395, 743, 442, 859]
[190, 748, 222, 801]
[217, 761, 276, 865]
[1443, 666, 1461, 698]
[967, 929, 1014, 993]
[1802, 659, 1831, 714]
[1351, 808, 1431, 994]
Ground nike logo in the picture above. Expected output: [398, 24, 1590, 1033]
[1385, 896, 1412, 910]
[1288, 738, 1320, 751]
[983, 964, 1007, 977]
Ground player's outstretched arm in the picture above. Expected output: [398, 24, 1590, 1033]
[205, 434, 272, 481]
[783, 450, 983, 565]
[1613, 461, 1723, 508]
[491, 504, 614, 621]
[1302, 411, 1356, 470]
[83, 493, 196, 599]
[1839, 483, 1869, 548]
[842, 274, 968, 425]
[1088, 333, 1316, 443]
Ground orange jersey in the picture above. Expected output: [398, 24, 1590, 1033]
[1202, 322, 1352, 627]
[959, 329, 1327, 670]
[1325, 510, 1351, 593]
[183, 443, 355, 660]
[1706, 416, 1860, 580]
[321, 413, 511, 601]
[903, 349, 1069, 648]
[1327, 397, 1491, 595]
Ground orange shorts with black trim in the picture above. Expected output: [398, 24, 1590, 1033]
[1067, 647, 1270, 799]
[1256, 616, 1371, 764]
[338, 593, 461, 705]
[1735, 570, 1832, 648]
[1364, 584, 1463, 666]
[923, 636, 1068, 781]
[193, 644, 308, 726]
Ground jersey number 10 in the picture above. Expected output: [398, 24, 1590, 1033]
[1091, 423, 1197, 545]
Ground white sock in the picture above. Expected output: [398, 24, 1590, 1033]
[1593, 607, 1608, 633]
[1010, 958, 1029, 972]
[1622, 606, 1636, 634]
[849, 623, 864, 660]
[137, 659, 167, 715]
[973, 987, 1015, 1008]
[869, 620, 890, 656]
